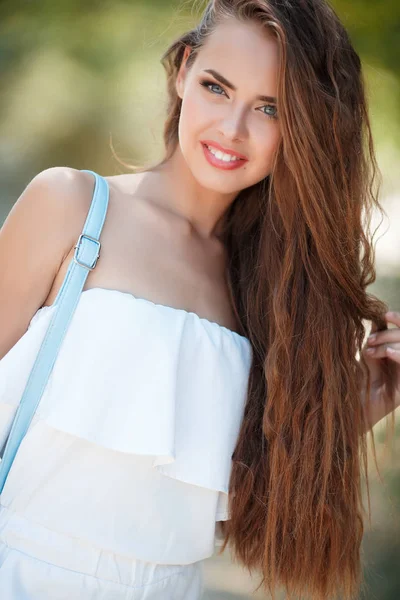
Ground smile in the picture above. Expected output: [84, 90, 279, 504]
[201, 142, 248, 170]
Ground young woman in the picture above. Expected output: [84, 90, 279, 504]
[0, 1, 398, 599]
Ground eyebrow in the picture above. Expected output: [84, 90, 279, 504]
[202, 68, 277, 104]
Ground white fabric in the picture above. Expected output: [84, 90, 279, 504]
[0, 288, 252, 568]
[0, 505, 204, 599]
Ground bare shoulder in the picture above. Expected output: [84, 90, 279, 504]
[29, 166, 105, 255]
[28, 165, 90, 196]
[0, 166, 98, 359]
[30, 166, 96, 217]
[2, 166, 96, 270]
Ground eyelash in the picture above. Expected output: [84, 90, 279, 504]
[199, 79, 278, 120]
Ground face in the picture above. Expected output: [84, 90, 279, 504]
[176, 18, 281, 195]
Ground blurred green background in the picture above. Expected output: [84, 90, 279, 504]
[0, 0, 399, 597]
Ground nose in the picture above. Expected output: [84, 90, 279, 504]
[217, 107, 247, 142]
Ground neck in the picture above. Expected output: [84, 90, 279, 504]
[153, 144, 239, 240]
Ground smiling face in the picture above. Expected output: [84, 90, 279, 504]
[175, 18, 281, 195]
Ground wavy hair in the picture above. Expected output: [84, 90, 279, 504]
[113, 1, 397, 598]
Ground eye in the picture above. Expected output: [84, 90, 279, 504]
[199, 79, 227, 96]
[199, 78, 278, 120]
[260, 104, 278, 120]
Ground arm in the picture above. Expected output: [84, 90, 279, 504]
[361, 386, 399, 433]
[0, 167, 92, 360]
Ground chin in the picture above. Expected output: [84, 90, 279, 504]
[188, 163, 246, 192]
[199, 176, 245, 195]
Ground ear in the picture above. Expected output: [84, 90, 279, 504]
[176, 46, 192, 100]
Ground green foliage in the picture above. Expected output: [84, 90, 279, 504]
[332, 0, 400, 76]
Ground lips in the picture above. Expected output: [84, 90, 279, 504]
[201, 142, 247, 170]
[200, 140, 248, 160]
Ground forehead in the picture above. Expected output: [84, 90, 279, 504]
[194, 19, 280, 86]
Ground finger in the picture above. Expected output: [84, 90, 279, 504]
[367, 328, 400, 346]
[362, 320, 385, 386]
[385, 311, 400, 327]
[361, 345, 383, 390]
[385, 347, 400, 364]
[364, 342, 400, 360]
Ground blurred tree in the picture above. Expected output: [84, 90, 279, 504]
[333, 0, 400, 78]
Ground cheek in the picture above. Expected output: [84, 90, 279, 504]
[179, 91, 209, 142]
[251, 125, 281, 175]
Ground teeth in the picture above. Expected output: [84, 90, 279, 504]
[207, 145, 241, 162]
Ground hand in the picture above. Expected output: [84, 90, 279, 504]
[362, 311, 400, 428]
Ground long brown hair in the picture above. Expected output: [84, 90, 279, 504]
[113, 1, 398, 598]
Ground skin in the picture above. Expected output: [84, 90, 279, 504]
[40, 18, 282, 335]
[167, 17, 282, 239]
[3, 19, 397, 428]
[362, 312, 400, 430]
[49, 18, 398, 428]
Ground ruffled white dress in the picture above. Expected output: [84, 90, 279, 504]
[0, 287, 252, 599]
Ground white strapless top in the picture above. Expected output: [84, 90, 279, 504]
[0, 288, 252, 564]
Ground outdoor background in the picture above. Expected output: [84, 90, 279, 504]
[0, 1, 399, 598]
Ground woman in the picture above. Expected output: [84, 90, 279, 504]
[0, 0, 398, 599]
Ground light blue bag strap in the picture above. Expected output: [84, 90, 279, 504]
[0, 169, 109, 493]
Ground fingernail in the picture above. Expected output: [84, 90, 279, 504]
[365, 347, 375, 354]
[368, 334, 377, 342]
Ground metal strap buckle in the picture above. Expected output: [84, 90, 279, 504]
[73, 234, 101, 271]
